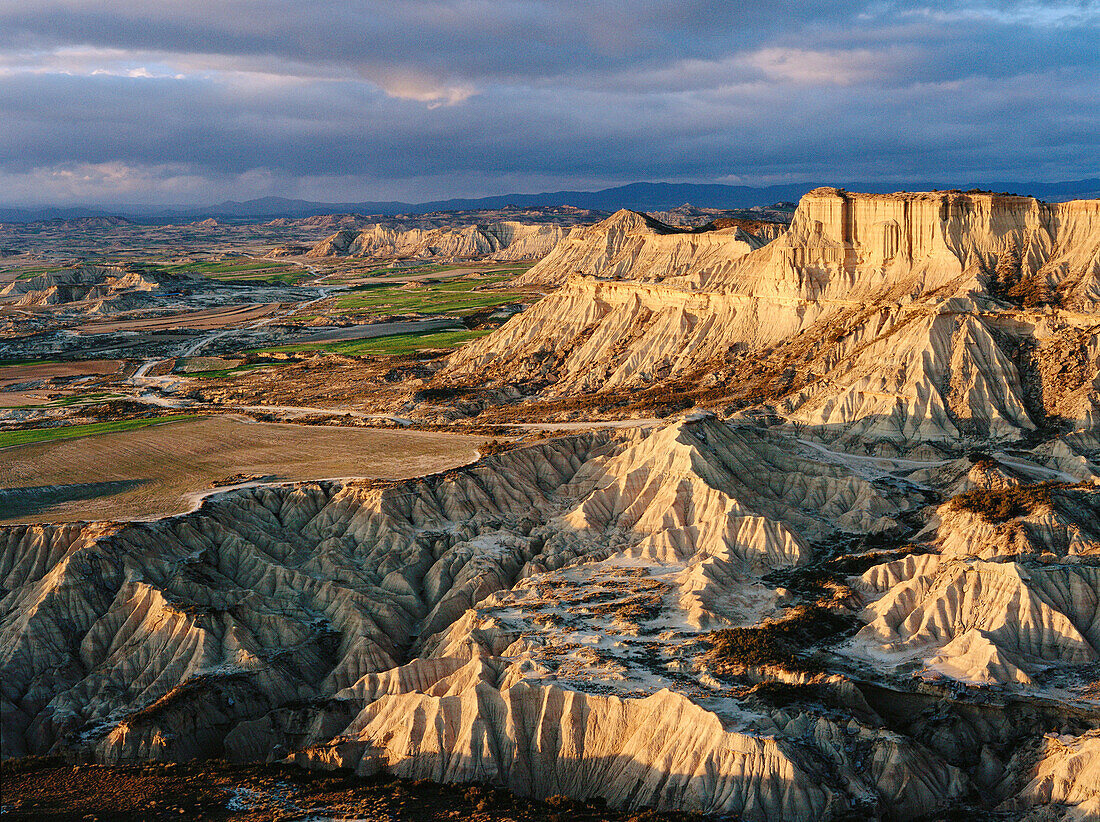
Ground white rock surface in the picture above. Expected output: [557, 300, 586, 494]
[307, 221, 568, 261]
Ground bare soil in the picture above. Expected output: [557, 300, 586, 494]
[78, 303, 283, 334]
[0, 759, 707, 821]
[0, 359, 123, 388]
[0, 415, 482, 524]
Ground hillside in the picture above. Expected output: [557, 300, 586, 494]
[308, 221, 570, 262]
[2, 415, 1098, 819]
[515, 209, 785, 286]
[440, 189, 1100, 452]
[3, 187, 1099, 821]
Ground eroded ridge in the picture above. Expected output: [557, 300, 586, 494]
[4, 413, 1098, 820]
[438, 190, 1100, 458]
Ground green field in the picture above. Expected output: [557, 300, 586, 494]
[0, 415, 197, 449]
[25, 391, 123, 409]
[0, 358, 62, 368]
[181, 362, 283, 379]
[256, 328, 492, 357]
[151, 259, 310, 285]
[333, 277, 529, 318]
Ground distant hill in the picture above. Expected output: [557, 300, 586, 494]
[2, 178, 1097, 224]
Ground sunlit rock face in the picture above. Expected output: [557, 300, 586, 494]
[444, 190, 1100, 454]
[689, 188, 1100, 305]
[307, 221, 568, 261]
[4, 188, 1100, 822]
[516, 209, 775, 287]
[3, 409, 1098, 820]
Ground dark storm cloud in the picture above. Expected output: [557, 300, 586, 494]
[0, 0, 1097, 203]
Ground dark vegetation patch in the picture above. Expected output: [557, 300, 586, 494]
[0, 758, 708, 821]
[415, 383, 480, 403]
[986, 241, 1077, 310]
[772, 527, 933, 587]
[706, 605, 860, 673]
[966, 451, 999, 469]
[81, 399, 164, 421]
[479, 438, 516, 456]
[694, 216, 787, 234]
[949, 482, 1068, 523]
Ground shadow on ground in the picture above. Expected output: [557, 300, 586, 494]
[0, 480, 148, 521]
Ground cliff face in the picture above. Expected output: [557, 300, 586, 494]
[684, 188, 1100, 305]
[442, 190, 1100, 449]
[306, 221, 568, 261]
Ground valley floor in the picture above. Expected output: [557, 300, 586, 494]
[0, 415, 483, 524]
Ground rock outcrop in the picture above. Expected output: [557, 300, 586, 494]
[4, 412, 1097, 819]
[0, 265, 168, 310]
[516, 209, 777, 287]
[307, 221, 569, 262]
[441, 190, 1100, 451]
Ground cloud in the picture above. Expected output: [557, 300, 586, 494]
[0, 0, 1096, 204]
[364, 69, 478, 107]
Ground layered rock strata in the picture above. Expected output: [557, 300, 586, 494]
[443, 190, 1100, 451]
[307, 221, 569, 261]
[3, 415, 1098, 819]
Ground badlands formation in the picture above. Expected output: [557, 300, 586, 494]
[4, 189, 1100, 820]
[516, 209, 785, 286]
[308, 220, 570, 261]
[1, 265, 192, 311]
[0, 263, 308, 316]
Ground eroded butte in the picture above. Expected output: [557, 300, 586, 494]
[3, 188, 1099, 821]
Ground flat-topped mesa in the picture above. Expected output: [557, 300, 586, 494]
[689, 188, 1100, 306]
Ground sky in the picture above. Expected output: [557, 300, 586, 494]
[0, 0, 1097, 205]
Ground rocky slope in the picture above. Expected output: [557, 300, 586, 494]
[0, 265, 172, 311]
[4, 188, 1100, 820]
[2, 412, 1098, 819]
[515, 209, 781, 287]
[307, 221, 570, 262]
[441, 190, 1100, 453]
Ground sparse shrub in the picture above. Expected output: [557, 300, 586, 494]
[706, 605, 857, 672]
[950, 482, 1063, 522]
[463, 785, 484, 802]
[966, 451, 999, 469]
[479, 438, 512, 456]
[747, 681, 817, 707]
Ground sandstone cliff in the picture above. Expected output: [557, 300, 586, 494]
[441, 190, 1100, 451]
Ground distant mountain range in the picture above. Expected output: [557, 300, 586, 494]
[2, 179, 1098, 224]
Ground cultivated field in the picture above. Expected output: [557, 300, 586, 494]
[0, 415, 483, 523]
[0, 359, 124, 388]
[78, 302, 283, 333]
